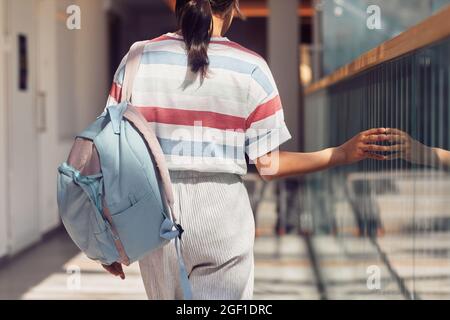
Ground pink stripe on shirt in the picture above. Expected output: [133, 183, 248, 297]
[246, 95, 282, 129]
[136, 106, 247, 131]
[109, 82, 122, 102]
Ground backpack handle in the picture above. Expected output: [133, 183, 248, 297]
[121, 41, 147, 104]
[106, 102, 127, 134]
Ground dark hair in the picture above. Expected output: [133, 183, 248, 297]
[176, 0, 242, 79]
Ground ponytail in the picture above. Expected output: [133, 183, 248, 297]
[176, 0, 213, 79]
[176, 0, 240, 79]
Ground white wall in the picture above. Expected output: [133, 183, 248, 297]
[0, 0, 110, 258]
[75, 0, 110, 126]
[0, 0, 9, 258]
[56, 0, 109, 138]
[39, 0, 110, 234]
[6, 0, 40, 254]
[41, 0, 109, 233]
[55, 0, 78, 141]
[36, 0, 62, 234]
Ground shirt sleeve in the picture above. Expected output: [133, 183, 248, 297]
[104, 53, 128, 109]
[245, 63, 292, 161]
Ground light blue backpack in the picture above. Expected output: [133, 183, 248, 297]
[57, 41, 192, 299]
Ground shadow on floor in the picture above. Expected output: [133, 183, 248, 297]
[0, 229, 80, 300]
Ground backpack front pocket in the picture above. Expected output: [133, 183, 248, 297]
[111, 191, 168, 263]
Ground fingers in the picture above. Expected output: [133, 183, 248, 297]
[361, 133, 407, 144]
[361, 128, 408, 145]
[361, 144, 404, 152]
[384, 152, 403, 160]
[103, 265, 119, 276]
[362, 128, 387, 135]
[365, 152, 406, 161]
[362, 134, 392, 143]
[102, 263, 125, 279]
[114, 263, 125, 280]
[385, 134, 407, 143]
[385, 128, 406, 135]
[363, 128, 412, 137]
[365, 152, 387, 160]
[362, 128, 411, 143]
[383, 128, 413, 143]
[366, 152, 404, 161]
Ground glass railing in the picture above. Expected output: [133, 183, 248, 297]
[304, 6, 450, 299]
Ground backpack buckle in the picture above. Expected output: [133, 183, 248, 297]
[175, 223, 184, 240]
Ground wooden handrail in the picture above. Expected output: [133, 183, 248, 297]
[305, 5, 450, 95]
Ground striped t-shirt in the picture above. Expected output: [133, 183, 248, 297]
[106, 32, 291, 175]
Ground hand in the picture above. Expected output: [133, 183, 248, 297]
[102, 262, 125, 280]
[384, 128, 435, 165]
[335, 128, 399, 165]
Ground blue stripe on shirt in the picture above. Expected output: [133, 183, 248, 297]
[115, 51, 274, 95]
[158, 137, 245, 160]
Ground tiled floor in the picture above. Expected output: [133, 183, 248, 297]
[253, 236, 319, 299]
[0, 181, 320, 300]
[0, 231, 318, 300]
[313, 236, 404, 299]
[2, 178, 450, 300]
[2, 227, 450, 299]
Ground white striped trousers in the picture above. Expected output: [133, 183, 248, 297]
[138, 170, 255, 300]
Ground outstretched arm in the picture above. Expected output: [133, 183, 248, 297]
[254, 128, 395, 181]
[434, 148, 450, 169]
[386, 128, 450, 169]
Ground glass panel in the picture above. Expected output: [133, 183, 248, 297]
[304, 37, 450, 299]
[320, 0, 450, 75]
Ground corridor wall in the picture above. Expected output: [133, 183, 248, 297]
[0, 0, 110, 258]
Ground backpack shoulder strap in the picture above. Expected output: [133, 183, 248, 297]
[123, 106, 175, 218]
[120, 41, 193, 300]
[121, 41, 147, 104]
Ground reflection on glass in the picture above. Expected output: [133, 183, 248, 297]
[320, 0, 450, 74]
[304, 35, 450, 299]
[387, 128, 450, 169]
